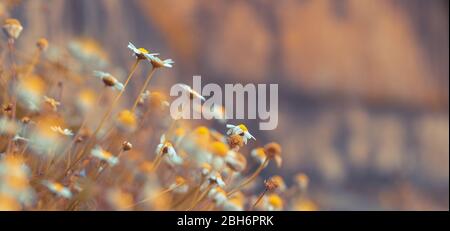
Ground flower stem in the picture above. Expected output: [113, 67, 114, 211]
[61, 59, 140, 178]
[227, 158, 269, 196]
[187, 183, 214, 211]
[251, 188, 268, 210]
[130, 67, 156, 113]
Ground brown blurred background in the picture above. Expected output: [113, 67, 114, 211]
[4, 0, 448, 210]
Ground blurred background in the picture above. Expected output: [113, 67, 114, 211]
[2, 0, 448, 210]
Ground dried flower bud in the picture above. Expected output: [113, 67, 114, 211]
[102, 76, 116, 87]
[36, 38, 49, 51]
[227, 134, 244, 150]
[263, 142, 282, 159]
[2, 18, 23, 40]
[264, 178, 279, 191]
[122, 141, 132, 151]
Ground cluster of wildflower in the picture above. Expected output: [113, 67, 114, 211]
[0, 15, 316, 211]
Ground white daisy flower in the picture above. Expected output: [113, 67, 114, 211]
[90, 146, 119, 166]
[226, 124, 255, 144]
[93, 71, 124, 91]
[128, 42, 159, 59]
[42, 180, 72, 199]
[50, 126, 74, 136]
[144, 53, 174, 68]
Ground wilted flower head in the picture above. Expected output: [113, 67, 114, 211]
[226, 124, 255, 144]
[264, 142, 282, 167]
[145, 53, 174, 68]
[2, 18, 23, 39]
[227, 134, 244, 150]
[93, 71, 124, 91]
[265, 175, 286, 192]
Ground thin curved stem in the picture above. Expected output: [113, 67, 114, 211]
[126, 184, 181, 210]
[251, 188, 268, 211]
[131, 67, 156, 113]
[227, 158, 269, 196]
[186, 183, 214, 211]
[61, 59, 140, 178]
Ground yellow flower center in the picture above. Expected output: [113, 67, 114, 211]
[195, 126, 210, 136]
[138, 48, 149, 54]
[210, 142, 229, 157]
[101, 150, 113, 159]
[238, 124, 248, 132]
[53, 183, 64, 192]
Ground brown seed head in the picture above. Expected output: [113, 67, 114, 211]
[264, 142, 282, 159]
[122, 141, 132, 151]
[264, 178, 279, 191]
[227, 134, 244, 150]
[102, 76, 116, 87]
